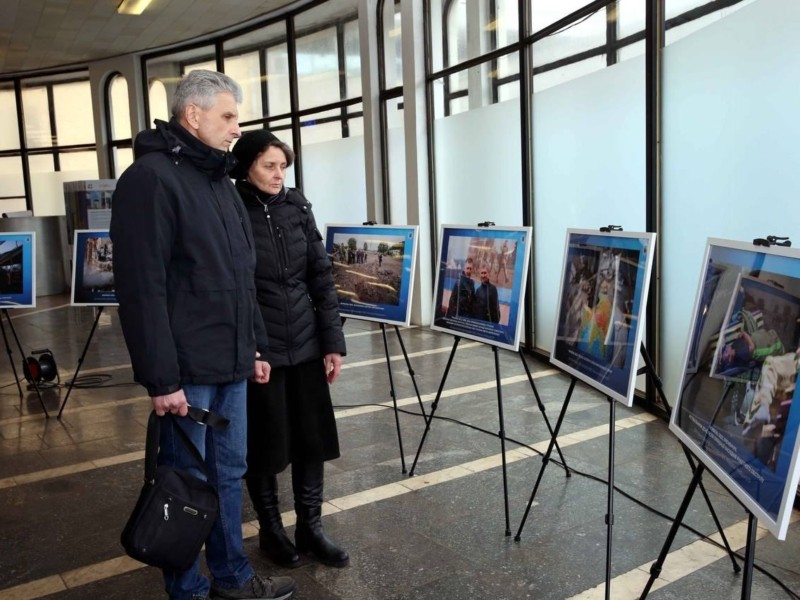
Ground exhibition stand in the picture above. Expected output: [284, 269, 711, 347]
[325, 223, 422, 473]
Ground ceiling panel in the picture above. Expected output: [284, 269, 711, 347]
[0, 0, 301, 75]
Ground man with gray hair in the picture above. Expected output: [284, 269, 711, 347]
[111, 70, 296, 600]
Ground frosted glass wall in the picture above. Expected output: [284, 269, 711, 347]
[661, 0, 800, 400]
[302, 134, 368, 230]
[433, 98, 523, 228]
[532, 55, 646, 353]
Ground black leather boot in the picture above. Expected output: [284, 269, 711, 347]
[292, 462, 350, 568]
[245, 475, 300, 568]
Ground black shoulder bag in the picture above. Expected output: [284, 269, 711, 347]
[121, 407, 229, 571]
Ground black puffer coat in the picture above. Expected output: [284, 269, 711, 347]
[111, 119, 268, 396]
[236, 180, 346, 368]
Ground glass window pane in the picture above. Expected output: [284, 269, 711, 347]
[145, 44, 216, 124]
[28, 154, 54, 175]
[0, 84, 20, 151]
[114, 147, 135, 176]
[618, 0, 646, 38]
[53, 81, 95, 145]
[300, 109, 343, 145]
[533, 55, 605, 93]
[382, 0, 402, 89]
[344, 20, 361, 99]
[22, 86, 52, 148]
[498, 49, 519, 80]
[347, 104, 363, 137]
[223, 23, 288, 123]
[109, 75, 132, 140]
[60, 151, 98, 176]
[493, 0, 519, 49]
[532, 0, 598, 33]
[447, 0, 467, 67]
[532, 7, 606, 68]
[0, 157, 25, 198]
[224, 51, 263, 123]
[148, 80, 169, 125]
[185, 60, 217, 74]
[295, 27, 340, 110]
[266, 43, 291, 116]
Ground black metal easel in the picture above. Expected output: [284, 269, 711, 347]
[639, 233, 794, 599]
[0, 308, 48, 417]
[638, 462, 758, 600]
[409, 337, 569, 536]
[57, 306, 104, 419]
[514, 376, 578, 541]
[379, 321, 427, 473]
[638, 342, 740, 573]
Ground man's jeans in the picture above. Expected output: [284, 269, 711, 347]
[159, 381, 254, 600]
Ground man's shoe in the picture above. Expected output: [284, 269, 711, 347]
[210, 574, 296, 600]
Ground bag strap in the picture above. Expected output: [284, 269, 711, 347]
[143, 407, 230, 484]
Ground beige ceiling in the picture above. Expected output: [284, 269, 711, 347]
[0, 0, 304, 75]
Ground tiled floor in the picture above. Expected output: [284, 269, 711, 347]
[0, 298, 798, 599]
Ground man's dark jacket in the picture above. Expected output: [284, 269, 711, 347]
[236, 180, 345, 368]
[446, 272, 475, 318]
[111, 119, 268, 397]
[474, 282, 500, 323]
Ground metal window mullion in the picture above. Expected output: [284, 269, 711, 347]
[287, 14, 302, 191]
[336, 23, 349, 138]
[47, 84, 60, 171]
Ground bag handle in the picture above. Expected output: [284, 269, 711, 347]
[143, 406, 230, 484]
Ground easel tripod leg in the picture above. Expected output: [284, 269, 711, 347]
[3, 309, 48, 417]
[493, 346, 511, 536]
[638, 342, 739, 572]
[515, 377, 577, 541]
[740, 513, 757, 600]
[605, 398, 616, 600]
[0, 312, 23, 398]
[519, 349, 570, 476]
[639, 464, 704, 599]
[380, 323, 406, 473]
[57, 307, 104, 419]
[409, 337, 460, 476]
[393, 325, 427, 419]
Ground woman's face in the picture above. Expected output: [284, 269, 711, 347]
[248, 145, 288, 195]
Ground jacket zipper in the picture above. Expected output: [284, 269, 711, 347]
[260, 199, 294, 364]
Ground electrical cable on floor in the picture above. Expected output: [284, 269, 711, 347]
[335, 400, 800, 600]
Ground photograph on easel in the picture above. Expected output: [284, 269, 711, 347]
[0, 232, 36, 308]
[71, 230, 118, 306]
[549, 229, 655, 406]
[430, 225, 532, 351]
[324, 224, 418, 327]
[671, 238, 800, 539]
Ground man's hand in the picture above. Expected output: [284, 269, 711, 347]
[151, 389, 189, 416]
[253, 358, 271, 384]
[324, 353, 342, 384]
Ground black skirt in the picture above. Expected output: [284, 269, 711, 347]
[246, 359, 340, 476]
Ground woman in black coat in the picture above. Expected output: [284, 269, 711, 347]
[231, 130, 348, 569]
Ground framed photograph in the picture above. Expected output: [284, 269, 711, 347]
[71, 230, 117, 306]
[0, 232, 36, 308]
[549, 229, 656, 406]
[430, 225, 532, 351]
[670, 238, 800, 539]
[325, 224, 418, 327]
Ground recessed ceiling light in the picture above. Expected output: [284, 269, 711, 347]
[117, 0, 153, 16]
